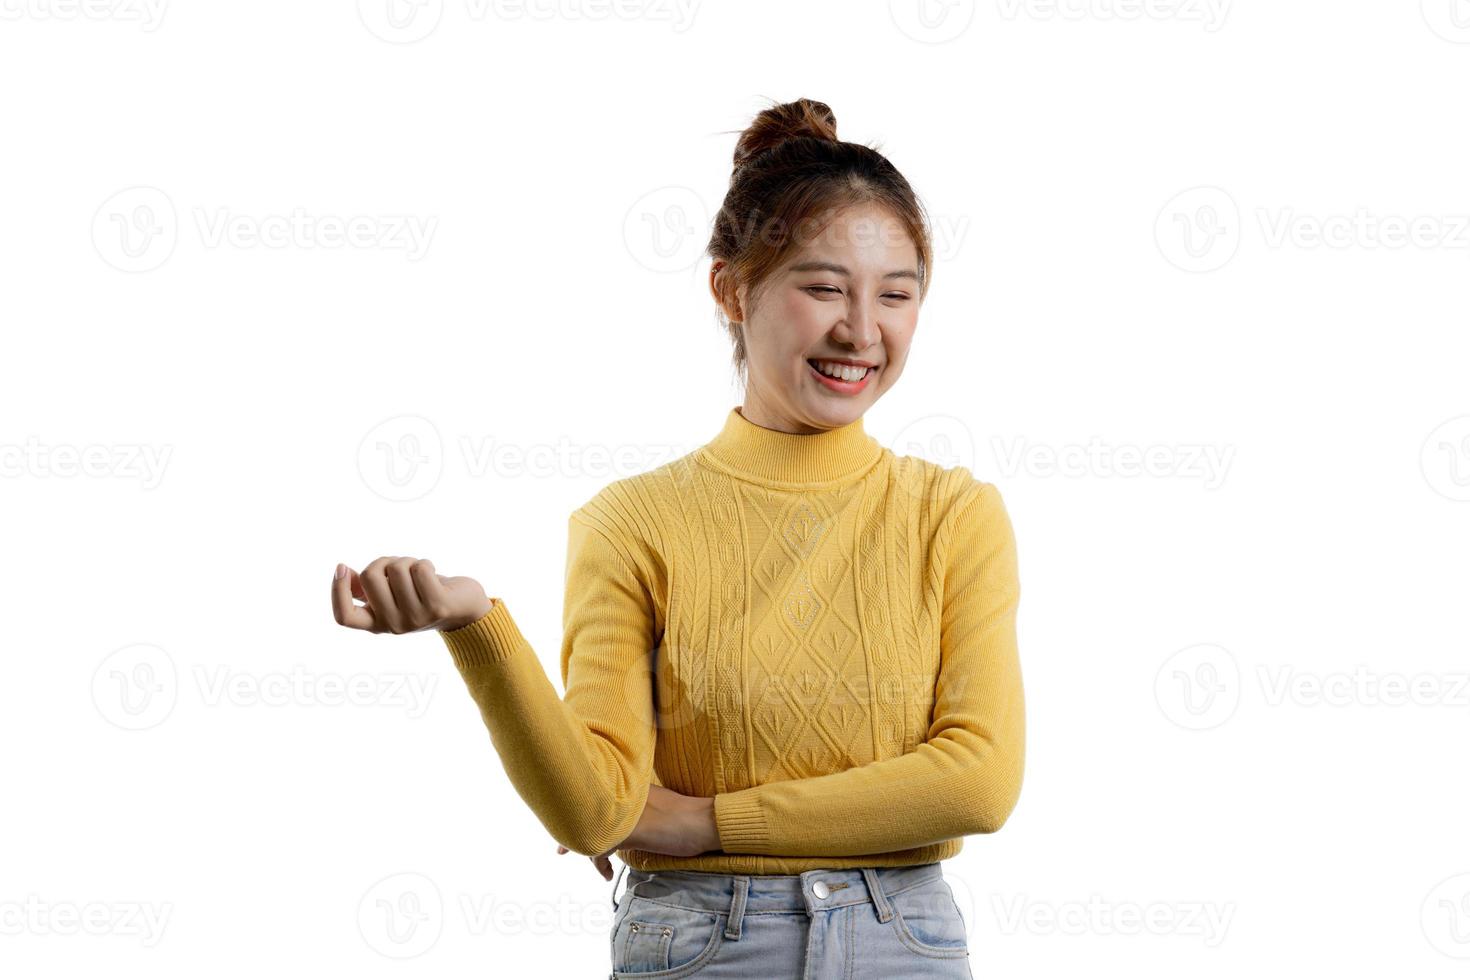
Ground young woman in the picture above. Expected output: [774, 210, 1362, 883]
[331, 97, 1024, 979]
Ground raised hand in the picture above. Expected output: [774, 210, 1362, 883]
[331, 557, 493, 634]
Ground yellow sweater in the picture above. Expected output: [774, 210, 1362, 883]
[438, 405, 1024, 874]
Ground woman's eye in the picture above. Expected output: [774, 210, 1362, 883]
[804, 286, 910, 300]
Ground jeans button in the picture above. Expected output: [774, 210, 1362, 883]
[813, 880, 830, 899]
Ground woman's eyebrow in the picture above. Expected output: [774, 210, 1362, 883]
[787, 260, 919, 282]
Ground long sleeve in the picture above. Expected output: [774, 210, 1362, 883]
[437, 510, 660, 856]
[713, 481, 1025, 857]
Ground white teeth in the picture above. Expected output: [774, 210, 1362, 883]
[812, 359, 870, 382]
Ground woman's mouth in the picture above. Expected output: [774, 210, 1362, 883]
[807, 358, 875, 393]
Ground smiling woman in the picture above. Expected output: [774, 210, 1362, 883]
[332, 96, 1021, 980]
[707, 98, 936, 436]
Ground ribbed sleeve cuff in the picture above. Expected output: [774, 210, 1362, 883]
[714, 791, 770, 853]
[436, 598, 527, 670]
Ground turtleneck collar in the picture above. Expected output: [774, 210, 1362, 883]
[695, 405, 884, 487]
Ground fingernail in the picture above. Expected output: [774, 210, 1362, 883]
[335, 563, 346, 580]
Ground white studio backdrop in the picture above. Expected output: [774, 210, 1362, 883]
[3, 1, 1468, 977]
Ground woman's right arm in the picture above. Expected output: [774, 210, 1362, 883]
[436, 512, 661, 857]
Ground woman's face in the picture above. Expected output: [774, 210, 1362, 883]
[712, 201, 921, 434]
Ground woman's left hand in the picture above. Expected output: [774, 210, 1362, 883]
[556, 785, 720, 879]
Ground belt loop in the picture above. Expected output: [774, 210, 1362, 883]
[610, 862, 629, 912]
[861, 867, 894, 923]
[724, 875, 750, 940]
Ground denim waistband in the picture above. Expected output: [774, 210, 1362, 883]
[610, 862, 944, 941]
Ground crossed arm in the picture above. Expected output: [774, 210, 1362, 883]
[439, 483, 1024, 859]
[712, 481, 1024, 856]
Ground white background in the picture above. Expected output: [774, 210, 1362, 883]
[3, 1, 1469, 977]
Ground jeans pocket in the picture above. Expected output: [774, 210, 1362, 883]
[888, 876, 970, 958]
[611, 897, 724, 977]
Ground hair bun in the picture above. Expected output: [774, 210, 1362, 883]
[732, 98, 838, 171]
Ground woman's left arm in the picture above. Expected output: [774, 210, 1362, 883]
[707, 481, 1025, 858]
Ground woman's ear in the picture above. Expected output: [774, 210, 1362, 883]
[709, 261, 744, 323]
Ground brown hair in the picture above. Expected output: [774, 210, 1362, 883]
[707, 97, 935, 385]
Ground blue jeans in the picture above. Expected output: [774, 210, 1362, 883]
[607, 861, 974, 979]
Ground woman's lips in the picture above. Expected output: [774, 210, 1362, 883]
[807, 359, 875, 393]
